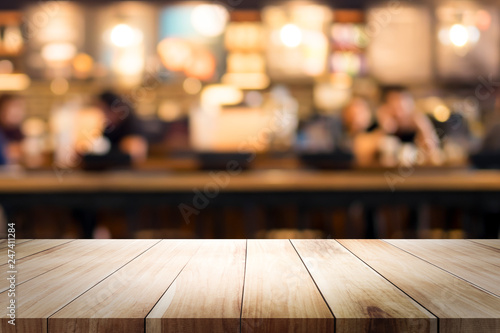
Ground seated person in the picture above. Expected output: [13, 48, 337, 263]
[341, 97, 384, 166]
[377, 87, 440, 164]
[97, 91, 148, 164]
[479, 94, 500, 238]
[0, 94, 26, 164]
[482, 96, 500, 152]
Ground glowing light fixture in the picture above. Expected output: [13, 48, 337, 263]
[184, 50, 216, 81]
[433, 104, 451, 122]
[41, 42, 77, 62]
[114, 50, 145, 76]
[449, 24, 469, 47]
[467, 26, 480, 43]
[157, 38, 193, 72]
[110, 24, 143, 48]
[0, 74, 31, 91]
[201, 84, 244, 107]
[72, 53, 94, 77]
[438, 28, 451, 45]
[191, 4, 229, 37]
[3, 26, 23, 54]
[280, 24, 302, 48]
[439, 24, 480, 49]
[221, 73, 270, 90]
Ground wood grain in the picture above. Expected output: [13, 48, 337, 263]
[0, 240, 131, 293]
[386, 240, 500, 296]
[0, 240, 158, 333]
[339, 240, 500, 333]
[470, 239, 500, 250]
[0, 239, 32, 250]
[50, 240, 201, 333]
[292, 240, 437, 333]
[147, 240, 246, 333]
[0, 240, 498, 333]
[241, 240, 334, 333]
[0, 239, 72, 266]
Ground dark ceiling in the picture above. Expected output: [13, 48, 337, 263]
[0, 0, 370, 11]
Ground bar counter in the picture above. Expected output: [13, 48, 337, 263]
[0, 239, 499, 332]
[0, 169, 500, 192]
[1, 169, 499, 238]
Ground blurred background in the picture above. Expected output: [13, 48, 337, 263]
[0, 0, 499, 240]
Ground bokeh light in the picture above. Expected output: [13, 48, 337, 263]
[433, 104, 451, 122]
[72, 53, 94, 77]
[201, 84, 244, 107]
[449, 24, 469, 47]
[183, 77, 202, 95]
[110, 24, 143, 48]
[50, 78, 69, 95]
[280, 24, 302, 48]
[157, 38, 193, 72]
[41, 42, 77, 62]
[191, 4, 229, 37]
[114, 50, 145, 76]
[184, 49, 216, 81]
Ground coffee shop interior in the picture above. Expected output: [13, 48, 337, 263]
[0, 0, 499, 240]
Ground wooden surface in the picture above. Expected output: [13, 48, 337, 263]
[0, 239, 31, 250]
[241, 240, 334, 332]
[339, 240, 500, 333]
[291, 240, 436, 333]
[471, 239, 500, 250]
[0, 239, 498, 333]
[0, 169, 500, 192]
[0, 239, 72, 266]
[386, 240, 500, 297]
[147, 240, 246, 333]
[52, 240, 201, 333]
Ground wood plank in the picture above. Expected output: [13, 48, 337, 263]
[0, 239, 32, 250]
[339, 240, 500, 333]
[292, 240, 437, 333]
[386, 240, 500, 297]
[0, 240, 158, 333]
[0, 239, 73, 266]
[241, 240, 333, 333]
[0, 240, 135, 293]
[50, 240, 201, 333]
[147, 240, 246, 333]
[470, 240, 500, 250]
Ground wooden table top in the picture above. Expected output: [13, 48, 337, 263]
[1, 169, 500, 192]
[0, 239, 499, 333]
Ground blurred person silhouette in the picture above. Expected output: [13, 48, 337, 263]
[0, 96, 24, 243]
[377, 87, 441, 165]
[478, 92, 500, 238]
[73, 92, 149, 238]
[482, 92, 500, 152]
[341, 97, 384, 166]
[0, 94, 26, 164]
[97, 91, 148, 164]
[341, 97, 386, 238]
